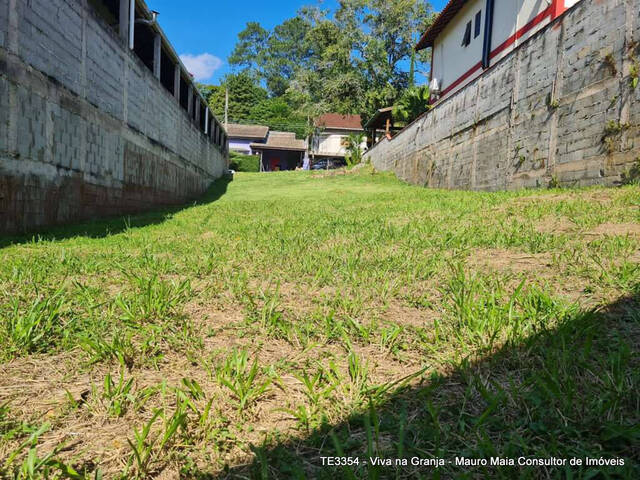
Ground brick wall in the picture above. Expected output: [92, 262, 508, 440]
[0, 0, 227, 234]
[364, 0, 640, 191]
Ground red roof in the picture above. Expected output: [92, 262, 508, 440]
[315, 113, 363, 130]
[416, 0, 469, 51]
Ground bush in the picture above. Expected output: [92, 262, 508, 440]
[229, 152, 260, 172]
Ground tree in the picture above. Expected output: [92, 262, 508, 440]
[288, 0, 434, 120]
[392, 84, 430, 124]
[229, 17, 313, 97]
[207, 72, 267, 122]
[336, 0, 435, 119]
[249, 96, 308, 138]
[225, 0, 435, 130]
[345, 133, 366, 167]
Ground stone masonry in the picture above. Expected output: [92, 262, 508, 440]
[0, 0, 227, 234]
[364, 0, 640, 191]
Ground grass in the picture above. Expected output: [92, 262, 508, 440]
[0, 167, 638, 478]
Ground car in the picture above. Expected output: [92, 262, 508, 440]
[310, 159, 347, 170]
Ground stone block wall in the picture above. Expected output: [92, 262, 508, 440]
[0, 0, 227, 234]
[365, 0, 640, 191]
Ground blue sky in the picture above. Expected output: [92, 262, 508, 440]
[146, 0, 449, 85]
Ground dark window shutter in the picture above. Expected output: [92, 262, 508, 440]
[462, 21, 472, 46]
[475, 11, 482, 38]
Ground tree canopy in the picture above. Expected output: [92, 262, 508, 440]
[205, 0, 435, 133]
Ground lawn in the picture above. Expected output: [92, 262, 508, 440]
[0, 168, 638, 479]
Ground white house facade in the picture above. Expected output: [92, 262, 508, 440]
[419, 0, 584, 101]
[312, 114, 368, 162]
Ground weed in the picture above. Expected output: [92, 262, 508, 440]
[379, 324, 405, 354]
[126, 409, 162, 477]
[603, 52, 618, 75]
[631, 62, 639, 89]
[80, 331, 135, 368]
[102, 371, 135, 417]
[620, 158, 640, 185]
[2, 171, 639, 477]
[2, 422, 90, 479]
[115, 275, 191, 325]
[216, 349, 272, 413]
[548, 173, 562, 188]
[602, 120, 630, 154]
[2, 293, 66, 358]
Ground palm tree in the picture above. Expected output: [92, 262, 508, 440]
[345, 133, 365, 167]
[392, 85, 430, 124]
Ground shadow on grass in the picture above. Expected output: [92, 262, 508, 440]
[200, 289, 639, 480]
[0, 176, 232, 249]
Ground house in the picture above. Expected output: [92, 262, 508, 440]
[227, 124, 269, 155]
[251, 132, 307, 172]
[311, 114, 368, 166]
[418, 0, 583, 101]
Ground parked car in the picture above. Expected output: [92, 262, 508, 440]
[311, 158, 347, 170]
[311, 159, 330, 170]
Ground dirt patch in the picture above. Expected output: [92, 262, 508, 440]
[467, 248, 553, 274]
[311, 169, 348, 178]
[586, 222, 640, 237]
[513, 189, 616, 205]
[382, 303, 437, 329]
[535, 216, 578, 234]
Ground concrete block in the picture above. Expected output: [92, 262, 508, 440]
[0, 0, 225, 233]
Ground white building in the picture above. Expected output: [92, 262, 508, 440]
[311, 114, 368, 165]
[418, 0, 583, 101]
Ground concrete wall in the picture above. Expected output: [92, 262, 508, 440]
[433, 0, 571, 99]
[0, 0, 228, 234]
[365, 0, 640, 191]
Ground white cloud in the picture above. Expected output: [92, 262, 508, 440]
[179, 53, 223, 82]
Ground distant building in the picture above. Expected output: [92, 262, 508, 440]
[311, 114, 367, 166]
[364, 107, 401, 148]
[418, 0, 583, 101]
[227, 124, 269, 155]
[251, 132, 307, 172]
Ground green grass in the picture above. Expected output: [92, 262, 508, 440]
[0, 168, 638, 479]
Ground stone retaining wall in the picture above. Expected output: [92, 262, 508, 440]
[364, 0, 640, 191]
[0, 0, 227, 233]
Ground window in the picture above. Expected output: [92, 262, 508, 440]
[475, 11, 482, 38]
[462, 21, 472, 47]
[159, 47, 176, 95]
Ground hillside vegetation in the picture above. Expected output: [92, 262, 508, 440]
[0, 169, 638, 479]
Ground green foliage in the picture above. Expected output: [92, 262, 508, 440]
[2, 172, 639, 478]
[2, 292, 66, 359]
[230, 17, 313, 97]
[248, 96, 308, 138]
[229, 0, 435, 119]
[216, 349, 272, 413]
[345, 133, 365, 167]
[392, 85, 430, 124]
[207, 72, 268, 121]
[621, 158, 640, 185]
[115, 275, 191, 325]
[3, 421, 92, 479]
[229, 152, 260, 172]
[102, 372, 135, 418]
